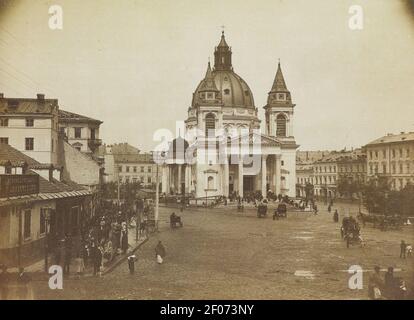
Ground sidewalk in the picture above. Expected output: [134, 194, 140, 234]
[7, 226, 148, 279]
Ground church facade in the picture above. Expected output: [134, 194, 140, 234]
[160, 32, 298, 199]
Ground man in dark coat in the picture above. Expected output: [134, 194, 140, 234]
[333, 210, 339, 223]
[400, 240, 407, 259]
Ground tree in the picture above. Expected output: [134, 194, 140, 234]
[361, 178, 390, 214]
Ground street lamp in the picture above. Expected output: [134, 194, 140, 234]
[153, 151, 166, 232]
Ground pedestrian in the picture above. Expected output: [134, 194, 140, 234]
[368, 266, 383, 300]
[0, 264, 10, 300]
[155, 241, 166, 264]
[74, 252, 85, 278]
[313, 204, 318, 215]
[333, 210, 339, 223]
[400, 240, 407, 259]
[91, 244, 102, 276]
[384, 267, 395, 298]
[121, 222, 129, 254]
[81, 244, 89, 267]
[127, 254, 137, 274]
[63, 235, 72, 275]
[328, 204, 331, 213]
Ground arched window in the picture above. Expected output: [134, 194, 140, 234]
[207, 176, 214, 189]
[205, 113, 215, 136]
[276, 114, 287, 137]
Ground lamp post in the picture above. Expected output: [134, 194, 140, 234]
[154, 151, 166, 232]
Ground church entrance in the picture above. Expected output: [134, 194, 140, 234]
[243, 176, 254, 193]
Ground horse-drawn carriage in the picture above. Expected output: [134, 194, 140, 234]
[170, 212, 183, 229]
[273, 203, 287, 220]
[358, 213, 403, 231]
[341, 216, 363, 248]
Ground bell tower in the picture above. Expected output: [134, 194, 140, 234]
[264, 61, 295, 139]
[214, 31, 232, 71]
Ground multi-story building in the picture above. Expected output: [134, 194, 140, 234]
[296, 151, 332, 163]
[58, 109, 103, 155]
[0, 93, 104, 194]
[337, 148, 367, 183]
[104, 143, 161, 188]
[0, 93, 59, 165]
[364, 132, 414, 190]
[296, 161, 314, 198]
[312, 150, 353, 199]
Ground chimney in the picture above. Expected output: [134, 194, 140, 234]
[48, 165, 54, 182]
[37, 93, 45, 100]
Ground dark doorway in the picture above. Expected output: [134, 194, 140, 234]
[243, 176, 254, 193]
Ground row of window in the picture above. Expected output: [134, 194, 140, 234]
[0, 137, 57, 152]
[315, 165, 337, 173]
[296, 176, 337, 185]
[369, 148, 410, 160]
[60, 127, 96, 139]
[0, 118, 35, 127]
[339, 165, 366, 173]
[119, 165, 152, 173]
[369, 162, 412, 175]
[122, 176, 152, 184]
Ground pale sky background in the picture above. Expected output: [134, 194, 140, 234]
[0, 0, 413, 152]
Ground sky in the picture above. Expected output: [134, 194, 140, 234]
[0, 0, 413, 152]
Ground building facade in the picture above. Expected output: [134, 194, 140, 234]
[58, 109, 103, 156]
[364, 132, 414, 190]
[104, 143, 161, 188]
[160, 33, 298, 199]
[0, 93, 59, 165]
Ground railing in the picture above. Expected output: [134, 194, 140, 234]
[0, 174, 39, 198]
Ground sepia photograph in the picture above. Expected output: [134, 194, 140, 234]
[0, 0, 413, 307]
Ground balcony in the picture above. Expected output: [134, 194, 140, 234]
[88, 138, 102, 151]
[0, 174, 39, 198]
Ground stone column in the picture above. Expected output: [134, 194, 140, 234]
[261, 155, 267, 197]
[177, 164, 182, 194]
[224, 156, 230, 197]
[274, 155, 281, 196]
[184, 165, 190, 194]
[238, 156, 244, 198]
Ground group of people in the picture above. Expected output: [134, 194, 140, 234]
[368, 266, 410, 300]
[50, 199, 148, 277]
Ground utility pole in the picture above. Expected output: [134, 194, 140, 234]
[18, 207, 22, 271]
[117, 165, 121, 207]
[155, 163, 159, 232]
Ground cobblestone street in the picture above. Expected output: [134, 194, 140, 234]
[31, 203, 414, 300]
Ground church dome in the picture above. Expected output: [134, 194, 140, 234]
[191, 32, 255, 109]
[192, 70, 255, 108]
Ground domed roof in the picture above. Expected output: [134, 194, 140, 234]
[192, 70, 255, 108]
